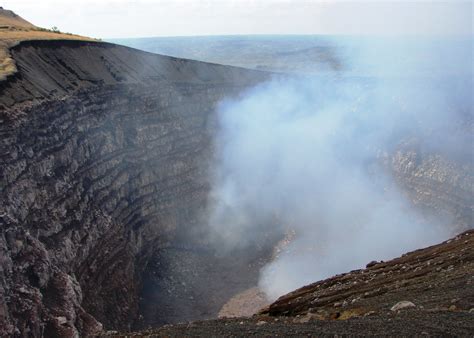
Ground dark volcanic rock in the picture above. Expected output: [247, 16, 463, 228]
[136, 246, 270, 329]
[120, 230, 474, 337]
[0, 40, 267, 336]
[260, 230, 474, 319]
[0, 39, 472, 337]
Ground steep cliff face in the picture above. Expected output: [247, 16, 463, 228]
[0, 40, 267, 336]
[0, 39, 472, 337]
[388, 141, 473, 231]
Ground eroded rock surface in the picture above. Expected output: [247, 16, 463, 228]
[0, 40, 267, 336]
[390, 146, 473, 230]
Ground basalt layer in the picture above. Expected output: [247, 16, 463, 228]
[0, 40, 268, 336]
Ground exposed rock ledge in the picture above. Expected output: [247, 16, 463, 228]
[0, 39, 268, 336]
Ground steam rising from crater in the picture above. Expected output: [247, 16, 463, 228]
[206, 35, 472, 300]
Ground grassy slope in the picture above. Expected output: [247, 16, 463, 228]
[0, 8, 96, 81]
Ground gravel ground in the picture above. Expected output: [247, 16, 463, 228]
[104, 230, 474, 337]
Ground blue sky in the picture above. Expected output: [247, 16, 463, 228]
[2, 0, 472, 39]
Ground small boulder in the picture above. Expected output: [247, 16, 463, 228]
[390, 301, 416, 311]
[296, 315, 312, 323]
[56, 316, 67, 325]
[366, 260, 379, 268]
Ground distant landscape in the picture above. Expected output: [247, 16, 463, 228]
[109, 35, 343, 74]
[109, 35, 473, 77]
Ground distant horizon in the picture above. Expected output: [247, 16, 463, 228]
[109, 32, 473, 78]
[2, 1, 472, 39]
[108, 33, 474, 41]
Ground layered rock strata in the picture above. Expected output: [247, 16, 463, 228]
[0, 40, 267, 336]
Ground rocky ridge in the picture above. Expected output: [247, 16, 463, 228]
[119, 230, 474, 336]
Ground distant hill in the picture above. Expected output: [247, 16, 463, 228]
[109, 35, 343, 74]
[0, 7, 36, 29]
[110, 35, 473, 78]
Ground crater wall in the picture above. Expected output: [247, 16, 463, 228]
[0, 40, 267, 336]
[0, 40, 471, 337]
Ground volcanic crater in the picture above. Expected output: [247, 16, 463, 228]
[0, 9, 473, 337]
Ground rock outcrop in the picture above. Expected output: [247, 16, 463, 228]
[0, 40, 267, 336]
[390, 146, 473, 230]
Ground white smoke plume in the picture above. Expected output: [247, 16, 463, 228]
[206, 34, 472, 300]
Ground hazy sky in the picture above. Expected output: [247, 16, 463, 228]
[2, 0, 472, 38]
